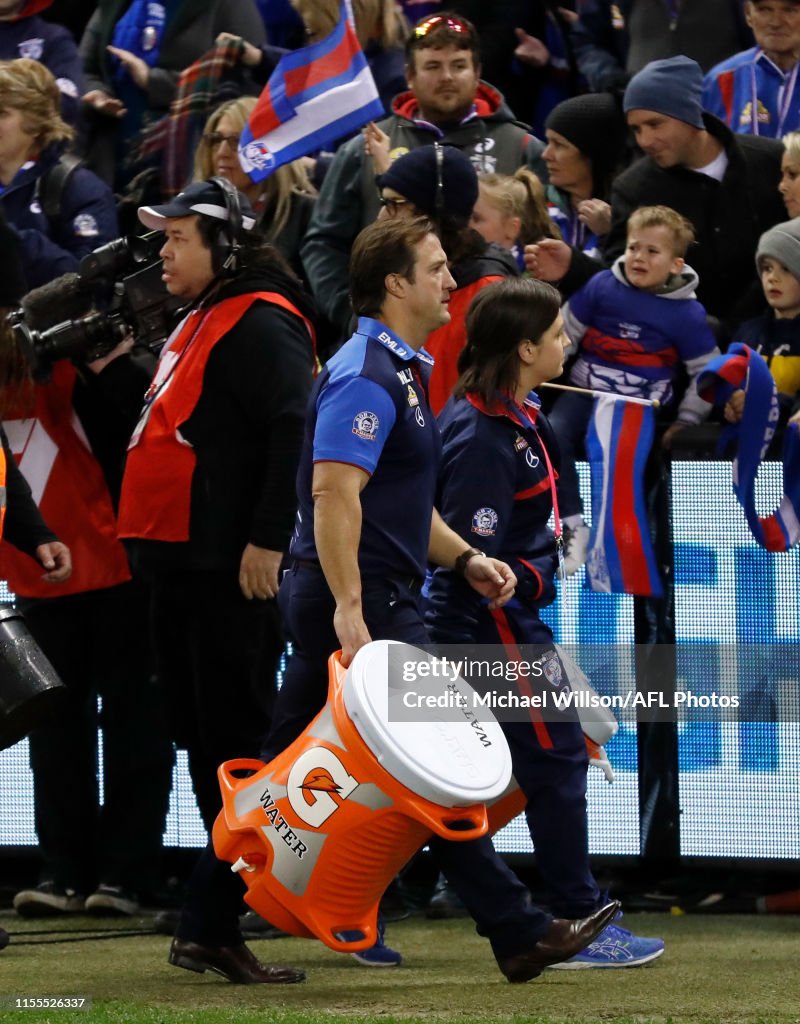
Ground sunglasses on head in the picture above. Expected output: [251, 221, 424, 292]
[413, 14, 471, 38]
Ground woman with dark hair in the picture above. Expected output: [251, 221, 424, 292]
[425, 277, 665, 970]
[524, 91, 630, 294]
[541, 91, 628, 260]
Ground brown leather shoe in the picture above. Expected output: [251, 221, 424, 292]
[498, 900, 621, 983]
[169, 937, 305, 984]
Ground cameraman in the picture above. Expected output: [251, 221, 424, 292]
[96, 183, 315, 978]
[1, 210, 173, 918]
[0, 58, 117, 289]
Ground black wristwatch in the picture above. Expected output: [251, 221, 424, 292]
[454, 546, 485, 577]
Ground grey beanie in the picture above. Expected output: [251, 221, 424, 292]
[756, 218, 800, 279]
[623, 55, 705, 129]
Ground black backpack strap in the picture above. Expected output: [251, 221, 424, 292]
[35, 153, 83, 225]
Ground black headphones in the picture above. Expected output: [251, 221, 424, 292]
[208, 176, 244, 278]
[433, 142, 445, 223]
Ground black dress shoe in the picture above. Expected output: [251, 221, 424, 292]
[498, 900, 621, 983]
[169, 937, 305, 984]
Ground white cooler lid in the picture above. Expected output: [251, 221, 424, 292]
[342, 640, 512, 807]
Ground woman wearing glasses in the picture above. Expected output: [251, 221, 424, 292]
[375, 143, 518, 413]
[193, 96, 316, 278]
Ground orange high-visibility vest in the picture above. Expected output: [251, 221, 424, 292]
[118, 291, 313, 543]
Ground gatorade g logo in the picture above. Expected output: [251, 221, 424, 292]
[287, 748, 359, 828]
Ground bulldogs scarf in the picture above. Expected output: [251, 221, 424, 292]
[698, 343, 800, 551]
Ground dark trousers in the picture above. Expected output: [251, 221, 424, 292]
[178, 565, 551, 959]
[467, 598, 600, 919]
[547, 392, 594, 519]
[151, 568, 283, 833]
[21, 581, 173, 895]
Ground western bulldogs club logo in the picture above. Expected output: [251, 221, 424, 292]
[19, 38, 44, 60]
[541, 649, 563, 688]
[242, 140, 276, 173]
[73, 213, 100, 238]
[352, 411, 379, 440]
[471, 507, 498, 537]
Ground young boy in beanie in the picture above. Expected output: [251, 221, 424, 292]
[725, 218, 800, 425]
[548, 205, 720, 573]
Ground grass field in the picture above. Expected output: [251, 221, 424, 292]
[1, 912, 799, 1024]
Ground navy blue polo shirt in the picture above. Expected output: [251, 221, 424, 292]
[290, 317, 441, 579]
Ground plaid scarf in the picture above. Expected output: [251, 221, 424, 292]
[138, 37, 245, 197]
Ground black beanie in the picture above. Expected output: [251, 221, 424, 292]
[545, 93, 628, 189]
[378, 144, 479, 224]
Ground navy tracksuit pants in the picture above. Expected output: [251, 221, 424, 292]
[428, 596, 601, 919]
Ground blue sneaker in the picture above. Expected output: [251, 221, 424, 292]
[337, 922, 403, 967]
[548, 922, 664, 969]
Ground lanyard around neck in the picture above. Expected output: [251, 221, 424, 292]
[507, 396, 562, 545]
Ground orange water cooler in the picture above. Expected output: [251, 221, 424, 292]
[212, 640, 513, 952]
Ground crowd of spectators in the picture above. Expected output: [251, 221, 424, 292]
[0, 0, 797, 964]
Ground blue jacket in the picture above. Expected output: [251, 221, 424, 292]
[425, 391, 559, 643]
[703, 47, 800, 139]
[0, 145, 118, 289]
[0, 13, 84, 125]
[563, 256, 718, 422]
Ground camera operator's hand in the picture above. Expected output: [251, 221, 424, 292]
[82, 89, 126, 118]
[86, 336, 134, 375]
[36, 541, 72, 584]
[239, 543, 282, 600]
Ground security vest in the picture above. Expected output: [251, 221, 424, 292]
[0, 361, 131, 598]
[117, 291, 312, 543]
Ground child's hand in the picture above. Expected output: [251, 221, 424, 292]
[724, 388, 746, 423]
[363, 122, 391, 176]
[789, 409, 800, 427]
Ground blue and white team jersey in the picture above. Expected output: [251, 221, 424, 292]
[703, 47, 800, 139]
[290, 316, 441, 579]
